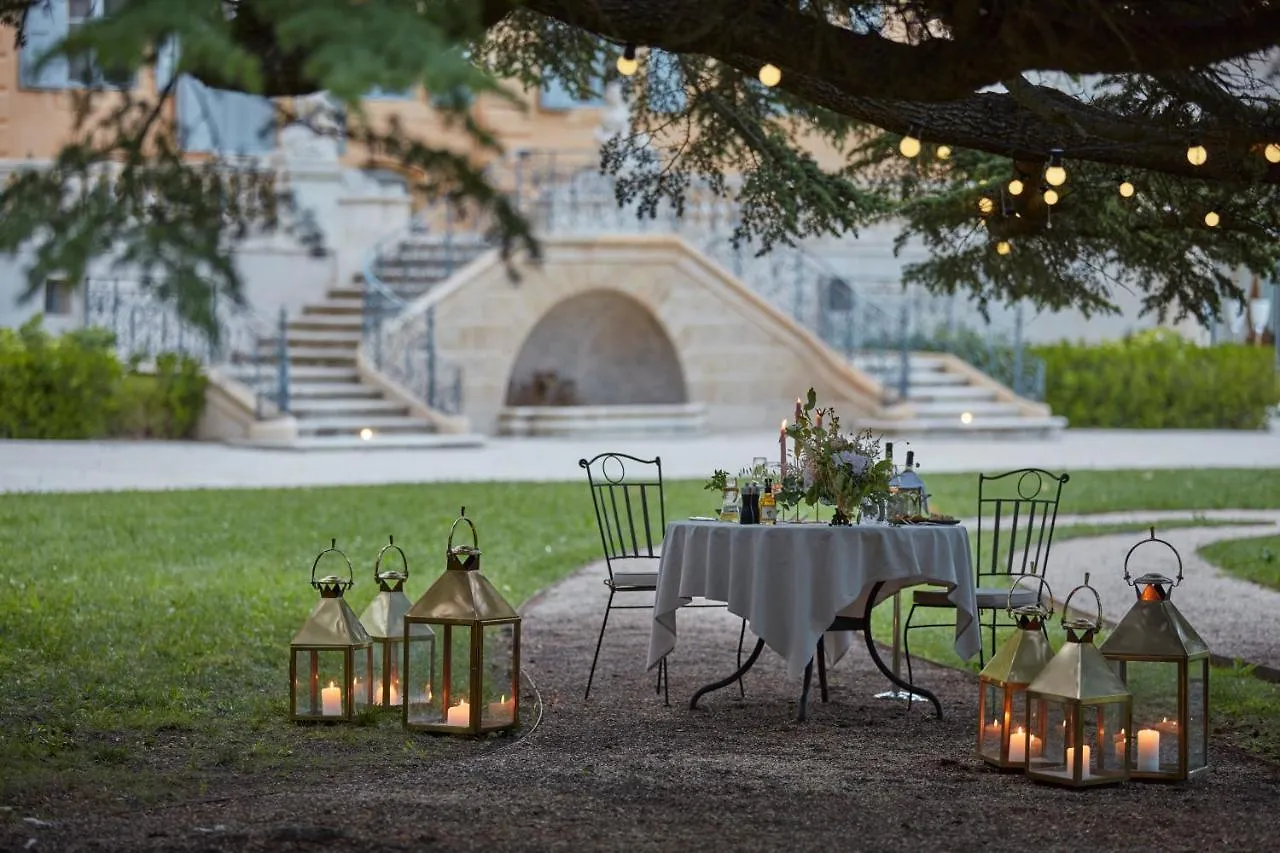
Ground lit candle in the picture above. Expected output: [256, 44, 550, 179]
[1154, 717, 1179, 734]
[984, 718, 1002, 741]
[795, 397, 803, 423]
[321, 681, 342, 716]
[779, 420, 788, 476]
[425, 684, 433, 704]
[1115, 728, 1127, 755]
[1137, 729, 1160, 772]
[446, 700, 471, 726]
[388, 681, 400, 706]
[487, 694, 513, 720]
[1066, 744, 1092, 777]
[1007, 726, 1040, 763]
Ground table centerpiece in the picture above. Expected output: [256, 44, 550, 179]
[785, 388, 894, 526]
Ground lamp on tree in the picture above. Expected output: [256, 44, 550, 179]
[1187, 143, 1208, 166]
[1024, 574, 1132, 788]
[976, 575, 1056, 771]
[289, 540, 374, 722]
[1043, 149, 1067, 186]
[1099, 529, 1210, 782]
[616, 44, 638, 77]
[403, 509, 521, 735]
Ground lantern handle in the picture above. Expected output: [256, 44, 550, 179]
[1122, 527, 1184, 588]
[1008, 569, 1054, 619]
[374, 534, 409, 581]
[1061, 572, 1103, 631]
[310, 538, 354, 590]
[447, 507, 480, 555]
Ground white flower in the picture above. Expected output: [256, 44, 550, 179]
[835, 451, 870, 478]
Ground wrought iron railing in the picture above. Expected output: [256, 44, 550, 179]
[359, 147, 1046, 406]
[82, 277, 291, 417]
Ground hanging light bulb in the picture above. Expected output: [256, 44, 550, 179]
[1265, 143, 1280, 164]
[996, 240, 1012, 256]
[935, 145, 952, 160]
[899, 132, 921, 159]
[1007, 178, 1024, 196]
[758, 63, 781, 87]
[616, 44, 638, 77]
[977, 196, 996, 215]
[1044, 149, 1067, 187]
[1043, 188, 1060, 206]
[1186, 143, 1208, 166]
[1204, 210, 1220, 227]
[1118, 180, 1135, 198]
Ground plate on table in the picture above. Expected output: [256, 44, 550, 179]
[893, 514, 961, 526]
[689, 516, 720, 521]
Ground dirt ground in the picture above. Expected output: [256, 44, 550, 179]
[4, 562, 1278, 853]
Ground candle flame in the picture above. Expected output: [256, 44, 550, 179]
[781, 419, 787, 429]
[328, 681, 336, 689]
[1015, 726, 1025, 735]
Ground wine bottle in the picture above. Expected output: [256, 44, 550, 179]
[760, 478, 777, 525]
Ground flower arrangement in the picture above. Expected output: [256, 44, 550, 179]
[785, 388, 893, 525]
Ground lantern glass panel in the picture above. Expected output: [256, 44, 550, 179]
[978, 681, 1003, 759]
[291, 649, 370, 719]
[481, 622, 518, 726]
[1187, 660, 1208, 771]
[1115, 659, 1184, 774]
[372, 639, 404, 706]
[1032, 700, 1127, 782]
[405, 621, 456, 727]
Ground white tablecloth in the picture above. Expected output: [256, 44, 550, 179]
[647, 520, 980, 679]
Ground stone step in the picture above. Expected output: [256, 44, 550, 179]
[290, 397, 410, 417]
[233, 433, 487, 451]
[302, 299, 363, 315]
[327, 286, 364, 300]
[860, 415, 1068, 440]
[284, 365, 361, 383]
[906, 385, 999, 402]
[294, 414, 436, 436]
[497, 404, 709, 438]
[910, 400, 1024, 418]
[290, 382, 380, 400]
[284, 329, 362, 347]
[289, 315, 364, 331]
[259, 347, 358, 366]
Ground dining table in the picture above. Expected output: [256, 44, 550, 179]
[646, 519, 980, 720]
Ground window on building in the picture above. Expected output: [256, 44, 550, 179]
[540, 70, 605, 111]
[43, 278, 76, 316]
[20, 0, 133, 90]
[67, 0, 132, 87]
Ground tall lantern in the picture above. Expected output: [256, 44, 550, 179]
[403, 508, 521, 735]
[360, 536, 433, 708]
[1024, 574, 1132, 787]
[976, 575, 1056, 771]
[1100, 529, 1210, 782]
[289, 540, 374, 722]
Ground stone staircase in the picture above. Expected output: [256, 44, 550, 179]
[368, 230, 492, 303]
[233, 286, 481, 450]
[853, 353, 1066, 439]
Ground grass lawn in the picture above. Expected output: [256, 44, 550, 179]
[2, 467, 1279, 805]
[1199, 534, 1280, 591]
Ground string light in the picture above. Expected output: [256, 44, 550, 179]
[758, 63, 781, 87]
[899, 131, 922, 159]
[977, 196, 995, 215]
[1043, 188, 1060, 206]
[935, 145, 952, 160]
[1044, 149, 1067, 186]
[996, 240, 1012, 256]
[616, 44, 638, 77]
[1265, 144, 1280, 164]
[1118, 180, 1135, 198]
[1204, 210, 1220, 227]
[1007, 178, 1024, 196]
[1186, 143, 1208, 166]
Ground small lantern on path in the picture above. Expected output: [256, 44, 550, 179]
[1100, 528, 1210, 782]
[1024, 574, 1132, 787]
[976, 574, 1056, 771]
[403, 508, 521, 735]
[290, 539, 374, 722]
[360, 535, 431, 708]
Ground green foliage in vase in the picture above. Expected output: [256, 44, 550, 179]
[785, 387, 894, 515]
[703, 469, 729, 492]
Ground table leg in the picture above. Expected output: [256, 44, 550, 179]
[873, 591, 929, 704]
[797, 655, 815, 722]
[689, 638, 766, 711]
[861, 614, 942, 719]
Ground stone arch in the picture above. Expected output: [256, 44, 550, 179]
[504, 289, 688, 406]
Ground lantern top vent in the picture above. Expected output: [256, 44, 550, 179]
[292, 540, 371, 648]
[407, 510, 518, 624]
[1028, 574, 1130, 702]
[1100, 530, 1209, 660]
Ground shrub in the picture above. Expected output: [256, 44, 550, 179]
[1032, 330, 1280, 429]
[0, 317, 207, 440]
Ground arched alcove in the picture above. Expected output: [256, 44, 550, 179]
[505, 290, 688, 406]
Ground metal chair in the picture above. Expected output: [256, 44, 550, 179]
[579, 452, 745, 704]
[903, 468, 1070, 686]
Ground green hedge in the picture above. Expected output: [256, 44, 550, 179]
[1033, 330, 1280, 429]
[0, 317, 207, 440]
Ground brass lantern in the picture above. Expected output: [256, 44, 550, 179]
[976, 575, 1056, 771]
[1100, 529, 1210, 782]
[359, 536, 433, 708]
[290, 540, 374, 722]
[403, 508, 521, 735]
[889, 449, 929, 517]
[1024, 574, 1132, 787]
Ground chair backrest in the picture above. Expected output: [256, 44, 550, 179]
[975, 468, 1070, 583]
[579, 453, 666, 578]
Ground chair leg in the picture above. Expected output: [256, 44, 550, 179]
[659, 656, 670, 707]
[817, 637, 829, 703]
[737, 619, 747, 698]
[584, 591, 615, 701]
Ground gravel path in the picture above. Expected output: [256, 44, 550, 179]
[8, 556, 1279, 853]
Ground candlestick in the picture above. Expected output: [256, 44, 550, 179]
[795, 397, 802, 423]
[1065, 744, 1092, 777]
[321, 681, 342, 716]
[446, 700, 471, 726]
[780, 420, 788, 476]
[1137, 729, 1160, 772]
